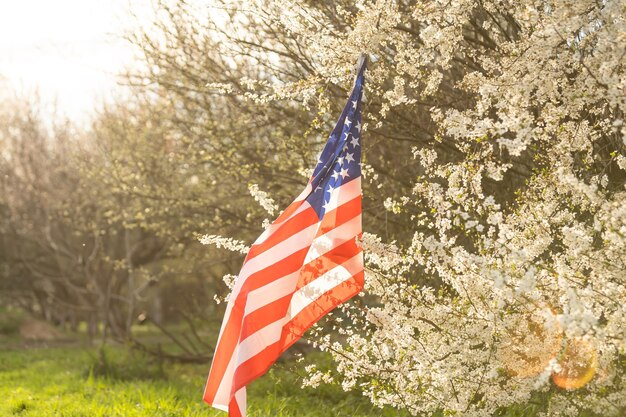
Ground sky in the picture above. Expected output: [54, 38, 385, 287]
[0, 0, 154, 124]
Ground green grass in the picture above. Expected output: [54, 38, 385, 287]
[0, 344, 406, 417]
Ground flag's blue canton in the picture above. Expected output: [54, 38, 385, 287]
[306, 60, 366, 219]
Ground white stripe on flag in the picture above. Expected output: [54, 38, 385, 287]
[239, 219, 317, 281]
[234, 387, 246, 414]
[254, 197, 309, 244]
[290, 252, 363, 317]
[304, 214, 361, 263]
[244, 270, 300, 314]
[328, 177, 361, 209]
[237, 319, 286, 364]
[212, 319, 286, 407]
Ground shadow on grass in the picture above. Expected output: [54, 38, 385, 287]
[85, 345, 167, 382]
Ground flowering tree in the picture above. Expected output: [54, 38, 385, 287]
[132, 0, 625, 415]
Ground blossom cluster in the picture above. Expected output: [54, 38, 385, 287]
[201, 0, 625, 415]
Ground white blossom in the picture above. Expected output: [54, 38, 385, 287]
[248, 183, 278, 216]
[204, 0, 626, 414]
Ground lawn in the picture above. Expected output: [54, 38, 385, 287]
[0, 342, 406, 417]
[0, 314, 610, 417]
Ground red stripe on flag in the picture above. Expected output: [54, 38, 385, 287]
[273, 199, 304, 224]
[231, 271, 364, 394]
[246, 207, 320, 260]
[229, 396, 243, 417]
[284, 271, 364, 347]
[240, 294, 291, 340]
[203, 246, 310, 403]
[298, 239, 360, 288]
[231, 340, 283, 396]
[316, 196, 361, 237]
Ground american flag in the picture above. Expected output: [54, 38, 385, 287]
[203, 57, 366, 417]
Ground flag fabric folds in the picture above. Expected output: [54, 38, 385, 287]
[203, 57, 367, 417]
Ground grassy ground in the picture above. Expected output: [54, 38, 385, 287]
[0, 307, 611, 417]
[0, 342, 407, 417]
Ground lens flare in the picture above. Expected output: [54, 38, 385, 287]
[552, 338, 597, 390]
[497, 305, 563, 378]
